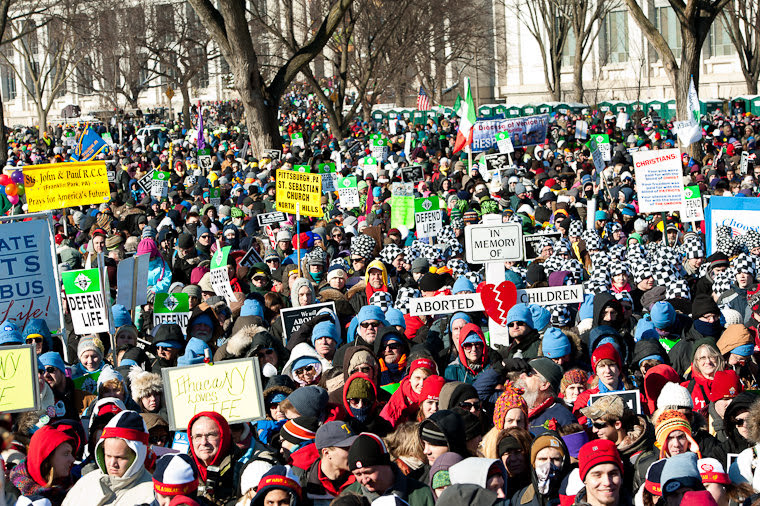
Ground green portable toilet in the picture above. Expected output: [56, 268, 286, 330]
[598, 101, 613, 113]
[387, 109, 400, 120]
[647, 99, 666, 119]
[478, 105, 492, 117]
[609, 101, 631, 115]
[507, 105, 522, 117]
[536, 103, 554, 114]
[521, 104, 537, 116]
[664, 100, 677, 120]
[555, 103, 575, 115]
[730, 95, 760, 115]
[493, 105, 507, 118]
[371, 110, 386, 122]
[401, 109, 413, 120]
[701, 99, 723, 116]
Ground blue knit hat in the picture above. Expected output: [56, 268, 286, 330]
[39, 351, 66, 373]
[450, 312, 472, 333]
[542, 327, 571, 358]
[506, 304, 534, 329]
[634, 317, 658, 342]
[385, 308, 406, 329]
[177, 337, 210, 366]
[578, 294, 595, 321]
[286, 385, 329, 419]
[0, 320, 22, 345]
[530, 304, 551, 330]
[595, 211, 607, 221]
[731, 343, 754, 357]
[112, 304, 133, 328]
[452, 277, 475, 294]
[142, 226, 157, 239]
[505, 270, 525, 289]
[660, 452, 702, 496]
[312, 320, 341, 346]
[22, 319, 52, 348]
[241, 299, 264, 319]
[356, 305, 387, 325]
[650, 301, 676, 330]
[197, 225, 211, 239]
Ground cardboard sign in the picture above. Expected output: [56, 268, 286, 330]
[589, 389, 642, 415]
[24, 161, 110, 212]
[265, 149, 282, 160]
[151, 171, 170, 199]
[575, 120, 589, 139]
[275, 168, 322, 217]
[107, 170, 116, 183]
[0, 218, 62, 334]
[409, 294, 484, 316]
[681, 185, 704, 223]
[390, 182, 415, 229]
[291, 132, 305, 148]
[370, 138, 389, 161]
[197, 148, 212, 173]
[404, 132, 412, 161]
[62, 268, 110, 334]
[153, 293, 191, 334]
[280, 301, 336, 344]
[337, 176, 360, 209]
[400, 165, 424, 183]
[115, 254, 149, 310]
[465, 223, 523, 263]
[523, 233, 562, 261]
[483, 153, 511, 174]
[414, 197, 442, 238]
[589, 134, 611, 162]
[633, 148, 685, 213]
[515, 285, 584, 305]
[239, 247, 264, 269]
[210, 246, 235, 304]
[0, 345, 39, 413]
[162, 357, 265, 430]
[496, 131, 514, 154]
[256, 212, 286, 226]
[293, 164, 311, 174]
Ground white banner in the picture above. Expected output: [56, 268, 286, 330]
[409, 294, 484, 316]
[515, 285, 585, 306]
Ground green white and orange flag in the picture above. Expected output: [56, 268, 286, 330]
[453, 77, 475, 154]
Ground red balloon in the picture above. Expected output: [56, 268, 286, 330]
[0, 175, 10, 186]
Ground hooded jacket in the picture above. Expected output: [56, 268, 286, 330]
[214, 322, 289, 370]
[188, 411, 239, 505]
[282, 342, 331, 385]
[10, 426, 75, 506]
[342, 372, 393, 436]
[444, 323, 490, 384]
[449, 457, 507, 492]
[512, 433, 571, 506]
[373, 327, 410, 388]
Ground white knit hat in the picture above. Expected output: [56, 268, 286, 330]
[657, 381, 693, 410]
[721, 308, 743, 327]
[240, 460, 273, 494]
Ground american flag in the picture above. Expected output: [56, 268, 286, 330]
[416, 86, 431, 111]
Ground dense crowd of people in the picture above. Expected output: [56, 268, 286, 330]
[1, 95, 760, 506]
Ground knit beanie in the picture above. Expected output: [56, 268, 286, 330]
[591, 343, 622, 372]
[644, 458, 667, 496]
[346, 377, 374, 400]
[348, 433, 391, 471]
[560, 369, 588, 394]
[152, 454, 199, 497]
[419, 375, 446, 402]
[112, 304, 133, 328]
[251, 466, 302, 506]
[530, 357, 563, 392]
[656, 382, 694, 411]
[78, 335, 105, 361]
[707, 370, 743, 402]
[493, 384, 528, 430]
[0, 320, 22, 345]
[654, 410, 700, 459]
[279, 416, 318, 446]
[39, 352, 66, 373]
[409, 357, 438, 376]
[691, 296, 720, 320]
[650, 301, 676, 329]
[530, 434, 565, 466]
[578, 439, 623, 481]
[285, 386, 328, 419]
[660, 452, 703, 496]
[506, 303, 534, 328]
[716, 324, 753, 356]
[542, 327, 571, 358]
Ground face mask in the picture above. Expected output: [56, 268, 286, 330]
[310, 271, 324, 283]
[535, 460, 560, 495]
[349, 405, 371, 423]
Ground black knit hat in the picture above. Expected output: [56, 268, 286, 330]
[419, 273, 445, 292]
[691, 295, 720, 320]
[348, 433, 390, 471]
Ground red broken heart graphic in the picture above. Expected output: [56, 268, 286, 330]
[480, 281, 518, 326]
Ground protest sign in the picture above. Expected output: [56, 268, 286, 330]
[115, 254, 149, 310]
[290, 132, 305, 148]
[632, 148, 685, 213]
[617, 112, 629, 128]
[209, 188, 221, 207]
[414, 197, 442, 238]
[590, 144, 605, 174]
[210, 246, 235, 305]
[264, 149, 282, 160]
[472, 114, 549, 152]
[370, 138, 389, 161]
[239, 247, 264, 268]
[151, 171, 170, 199]
[153, 293, 191, 334]
[390, 182, 415, 229]
[575, 120, 589, 139]
[495, 131, 514, 154]
[409, 294, 484, 316]
[293, 164, 311, 173]
[681, 185, 704, 223]
[400, 165, 424, 183]
[107, 170, 116, 183]
[465, 223, 523, 263]
[279, 301, 336, 344]
[705, 196, 760, 254]
[256, 212, 286, 226]
[741, 151, 749, 174]
[319, 162, 338, 192]
[275, 168, 322, 217]
[523, 232, 562, 261]
[404, 132, 412, 161]
[0, 345, 39, 413]
[337, 176, 360, 209]
[162, 357, 265, 430]
[483, 153, 511, 175]
[515, 285, 584, 305]
[589, 134, 611, 161]
[589, 389, 642, 414]
[361, 156, 379, 179]
[197, 148, 212, 172]
[24, 161, 110, 212]
[138, 169, 154, 193]
[0, 217, 61, 334]
[62, 268, 110, 334]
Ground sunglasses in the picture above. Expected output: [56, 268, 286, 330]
[459, 401, 481, 410]
[26, 337, 43, 344]
[253, 276, 267, 281]
[462, 342, 483, 350]
[383, 342, 402, 351]
[200, 234, 211, 239]
[352, 258, 364, 263]
[735, 418, 747, 427]
[294, 364, 317, 376]
[44, 366, 58, 374]
[360, 321, 381, 329]
[348, 398, 369, 407]
[592, 421, 609, 430]
[507, 322, 525, 328]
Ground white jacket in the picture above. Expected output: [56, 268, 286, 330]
[62, 466, 154, 506]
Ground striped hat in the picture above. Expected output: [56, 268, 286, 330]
[654, 410, 701, 459]
[280, 417, 318, 446]
[153, 454, 199, 497]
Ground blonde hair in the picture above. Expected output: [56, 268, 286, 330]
[385, 422, 424, 461]
[692, 344, 725, 377]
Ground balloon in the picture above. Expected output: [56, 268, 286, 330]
[16, 185, 24, 196]
[0, 175, 10, 186]
[11, 170, 22, 184]
[8, 195, 18, 205]
[5, 183, 16, 197]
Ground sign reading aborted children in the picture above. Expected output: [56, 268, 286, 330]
[162, 357, 265, 430]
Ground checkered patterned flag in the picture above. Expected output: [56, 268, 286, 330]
[732, 252, 756, 277]
[582, 231, 603, 251]
[380, 244, 403, 265]
[634, 264, 654, 285]
[394, 287, 420, 315]
[447, 259, 468, 276]
[666, 279, 691, 301]
[711, 270, 732, 298]
[404, 246, 420, 262]
[742, 229, 760, 250]
[369, 291, 394, 312]
[569, 221, 584, 237]
[679, 236, 705, 260]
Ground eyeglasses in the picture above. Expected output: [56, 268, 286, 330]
[44, 366, 58, 375]
[459, 401, 481, 410]
[200, 234, 211, 239]
[508, 322, 525, 328]
[462, 342, 483, 350]
[735, 418, 747, 427]
[192, 431, 220, 442]
[26, 337, 43, 344]
[360, 321, 381, 329]
[351, 258, 364, 264]
[294, 364, 317, 377]
[150, 434, 169, 445]
[592, 421, 609, 430]
[266, 258, 279, 264]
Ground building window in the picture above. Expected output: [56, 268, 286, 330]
[709, 18, 733, 57]
[655, 6, 681, 55]
[1, 64, 15, 100]
[601, 11, 628, 64]
[561, 27, 576, 68]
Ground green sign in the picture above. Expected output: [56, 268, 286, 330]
[153, 293, 191, 334]
[152, 171, 171, 182]
[318, 162, 336, 174]
[495, 132, 510, 141]
[198, 148, 211, 156]
[62, 268, 101, 294]
[210, 245, 230, 270]
[684, 185, 701, 200]
[338, 176, 357, 189]
[371, 138, 388, 147]
[294, 165, 311, 173]
[390, 183, 415, 229]
[61, 268, 109, 335]
[414, 196, 440, 213]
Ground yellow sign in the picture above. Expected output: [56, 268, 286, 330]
[24, 161, 110, 212]
[0, 345, 39, 413]
[275, 168, 323, 217]
[162, 357, 265, 430]
[166, 87, 174, 99]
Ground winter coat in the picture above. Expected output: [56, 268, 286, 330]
[444, 323, 490, 384]
[342, 372, 393, 437]
[616, 415, 655, 490]
[188, 411, 241, 506]
[341, 465, 434, 506]
[147, 256, 172, 295]
[281, 342, 332, 383]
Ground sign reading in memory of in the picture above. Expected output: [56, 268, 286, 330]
[24, 161, 110, 212]
[414, 197, 442, 238]
[515, 285, 585, 305]
[0, 345, 39, 413]
[280, 301, 337, 344]
[633, 148, 685, 213]
[465, 223, 523, 264]
[153, 293, 191, 334]
[61, 268, 110, 334]
[275, 169, 322, 217]
[409, 293, 484, 316]
[162, 357, 265, 430]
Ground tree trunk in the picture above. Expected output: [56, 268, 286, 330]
[180, 84, 192, 130]
[746, 77, 758, 95]
[572, 36, 584, 103]
[36, 104, 48, 138]
[232, 64, 280, 155]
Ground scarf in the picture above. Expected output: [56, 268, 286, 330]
[597, 378, 623, 394]
[379, 355, 407, 386]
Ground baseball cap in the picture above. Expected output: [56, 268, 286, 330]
[315, 421, 358, 450]
[580, 394, 625, 420]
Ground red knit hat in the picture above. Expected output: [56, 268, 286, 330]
[419, 375, 446, 402]
[707, 370, 743, 402]
[493, 383, 528, 430]
[591, 343, 622, 372]
[578, 439, 623, 481]
[27, 426, 75, 487]
[409, 357, 438, 376]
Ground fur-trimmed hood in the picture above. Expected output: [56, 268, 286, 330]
[346, 279, 367, 301]
[128, 366, 162, 403]
[225, 324, 268, 356]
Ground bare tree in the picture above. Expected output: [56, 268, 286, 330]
[187, 0, 352, 155]
[510, 0, 572, 101]
[721, 0, 760, 94]
[1, 0, 88, 137]
[623, 0, 730, 154]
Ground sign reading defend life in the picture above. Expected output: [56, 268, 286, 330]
[153, 293, 191, 335]
[276, 168, 322, 217]
[61, 268, 110, 334]
[210, 246, 235, 305]
[24, 161, 110, 212]
[465, 222, 523, 264]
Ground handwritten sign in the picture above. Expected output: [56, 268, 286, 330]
[0, 345, 39, 413]
[162, 357, 265, 430]
[23, 161, 110, 212]
[0, 218, 61, 334]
